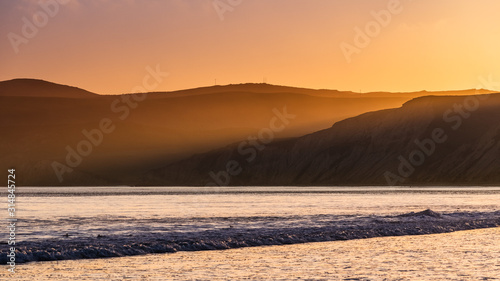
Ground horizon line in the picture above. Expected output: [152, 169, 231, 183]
[0, 77, 495, 96]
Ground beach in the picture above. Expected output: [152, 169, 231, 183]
[1, 187, 499, 280]
[4, 227, 499, 280]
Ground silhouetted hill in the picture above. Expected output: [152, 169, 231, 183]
[0, 78, 97, 98]
[144, 83, 354, 99]
[1, 78, 497, 186]
[145, 93, 500, 186]
[145, 83, 492, 99]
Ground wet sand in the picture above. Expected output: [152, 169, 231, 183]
[4, 227, 499, 280]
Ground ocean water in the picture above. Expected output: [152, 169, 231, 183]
[6, 187, 500, 242]
[7, 227, 500, 280]
[1, 187, 499, 279]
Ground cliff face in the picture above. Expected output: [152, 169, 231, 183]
[146, 94, 500, 186]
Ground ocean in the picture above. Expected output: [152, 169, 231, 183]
[1, 187, 499, 280]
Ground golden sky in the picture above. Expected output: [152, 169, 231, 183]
[1, 0, 500, 94]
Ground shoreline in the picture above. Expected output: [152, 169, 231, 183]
[8, 227, 498, 280]
[3, 209, 499, 264]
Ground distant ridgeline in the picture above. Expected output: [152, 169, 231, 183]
[0, 78, 498, 186]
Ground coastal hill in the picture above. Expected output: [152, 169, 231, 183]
[0, 78, 98, 98]
[0, 78, 495, 186]
[146, 93, 500, 186]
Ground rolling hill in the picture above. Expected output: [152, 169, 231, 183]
[0, 78, 495, 186]
[145, 93, 500, 186]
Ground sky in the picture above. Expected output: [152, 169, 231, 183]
[1, 0, 500, 94]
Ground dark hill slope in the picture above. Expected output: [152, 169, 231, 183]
[0, 79, 98, 98]
[145, 93, 500, 186]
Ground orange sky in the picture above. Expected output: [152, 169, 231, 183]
[1, 0, 500, 94]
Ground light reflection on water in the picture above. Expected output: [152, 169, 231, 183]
[1, 187, 499, 279]
[4, 187, 500, 242]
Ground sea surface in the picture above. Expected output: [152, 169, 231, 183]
[7, 227, 500, 280]
[1, 187, 499, 280]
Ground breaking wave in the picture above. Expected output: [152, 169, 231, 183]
[2, 210, 499, 264]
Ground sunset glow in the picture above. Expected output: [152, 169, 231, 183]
[2, 0, 500, 94]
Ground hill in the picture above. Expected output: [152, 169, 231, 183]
[0, 79, 98, 98]
[145, 93, 500, 186]
[0, 78, 496, 186]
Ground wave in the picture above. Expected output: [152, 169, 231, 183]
[2, 210, 499, 264]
